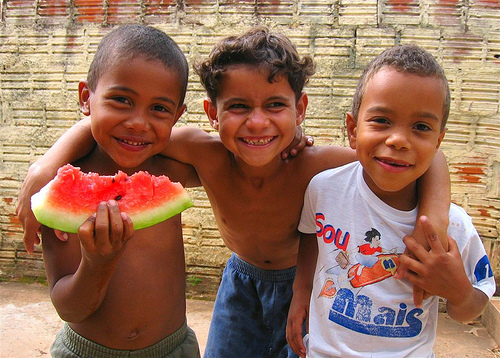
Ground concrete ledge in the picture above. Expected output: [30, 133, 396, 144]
[482, 297, 500, 346]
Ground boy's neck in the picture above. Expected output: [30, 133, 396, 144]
[76, 146, 154, 176]
[231, 153, 287, 184]
[361, 169, 418, 211]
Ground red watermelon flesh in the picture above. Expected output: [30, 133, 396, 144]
[31, 164, 193, 233]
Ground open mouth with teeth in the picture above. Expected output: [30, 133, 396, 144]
[240, 136, 276, 146]
[117, 138, 150, 147]
[376, 157, 413, 168]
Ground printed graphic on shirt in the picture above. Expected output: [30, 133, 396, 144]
[475, 255, 494, 282]
[315, 213, 422, 338]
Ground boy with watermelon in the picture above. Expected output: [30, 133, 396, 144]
[17, 28, 451, 357]
[23, 25, 202, 357]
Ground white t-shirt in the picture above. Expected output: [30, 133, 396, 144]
[299, 162, 496, 358]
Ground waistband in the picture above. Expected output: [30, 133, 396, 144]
[61, 320, 188, 358]
[228, 253, 296, 282]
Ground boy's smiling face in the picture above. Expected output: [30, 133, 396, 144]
[204, 64, 307, 169]
[347, 67, 446, 209]
[79, 56, 186, 171]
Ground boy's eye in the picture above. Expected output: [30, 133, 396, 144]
[414, 123, 432, 131]
[372, 117, 390, 124]
[228, 103, 247, 110]
[112, 96, 130, 105]
[268, 101, 286, 108]
[152, 104, 170, 113]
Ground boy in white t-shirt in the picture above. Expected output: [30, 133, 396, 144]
[286, 44, 496, 358]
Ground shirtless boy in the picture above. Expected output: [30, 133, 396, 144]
[35, 25, 200, 357]
[17, 27, 450, 358]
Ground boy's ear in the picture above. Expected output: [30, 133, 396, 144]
[173, 104, 187, 126]
[79, 81, 91, 116]
[204, 98, 219, 130]
[295, 92, 308, 125]
[346, 112, 357, 150]
[436, 128, 446, 149]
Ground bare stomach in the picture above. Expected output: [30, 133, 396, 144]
[225, 234, 300, 270]
[69, 289, 186, 350]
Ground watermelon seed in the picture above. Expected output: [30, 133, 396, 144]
[115, 195, 122, 201]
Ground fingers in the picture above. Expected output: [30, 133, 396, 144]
[93, 201, 112, 253]
[419, 216, 445, 254]
[281, 127, 312, 159]
[78, 200, 132, 256]
[394, 237, 412, 279]
[106, 200, 125, 249]
[287, 318, 306, 357]
[78, 213, 97, 250]
[19, 210, 41, 253]
[120, 212, 135, 243]
[447, 235, 459, 255]
[54, 230, 69, 241]
[412, 285, 424, 308]
[23, 223, 40, 253]
[402, 235, 430, 264]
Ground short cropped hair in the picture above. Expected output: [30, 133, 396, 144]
[194, 26, 315, 103]
[87, 25, 189, 105]
[351, 43, 450, 130]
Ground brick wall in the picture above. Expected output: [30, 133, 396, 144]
[0, 0, 499, 298]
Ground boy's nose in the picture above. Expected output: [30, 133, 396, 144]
[245, 108, 270, 129]
[124, 112, 150, 131]
[385, 130, 411, 150]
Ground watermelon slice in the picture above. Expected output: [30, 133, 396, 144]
[31, 164, 193, 233]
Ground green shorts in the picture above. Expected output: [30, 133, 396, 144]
[50, 320, 200, 358]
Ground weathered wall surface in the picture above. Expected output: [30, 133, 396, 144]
[0, 0, 499, 298]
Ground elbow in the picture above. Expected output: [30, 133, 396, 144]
[51, 295, 93, 323]
[446, 290, 489, 323]
[53, 303, 91, 323]
[446, 309, 485, 324]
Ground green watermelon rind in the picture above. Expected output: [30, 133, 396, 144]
[130, 190, 193, 231]
[31, 171, 194, 234]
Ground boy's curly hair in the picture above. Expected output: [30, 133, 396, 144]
[194, 26, 315, 103]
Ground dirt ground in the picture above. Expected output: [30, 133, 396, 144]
[0, 281, 498, 357]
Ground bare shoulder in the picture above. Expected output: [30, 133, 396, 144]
[170, 127, 222, 148]
[150, 155, 199, 187]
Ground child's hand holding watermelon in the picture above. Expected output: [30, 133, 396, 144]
[78, 200, 134, 266]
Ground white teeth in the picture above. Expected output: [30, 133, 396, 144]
[243, 137, 273, 145]
[383, 159, 410, 167]
[122, 139, 146, 146]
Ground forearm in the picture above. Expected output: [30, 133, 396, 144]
[287, 233, 317, 357]
[50, 259, 116, 323]
[35, 118, 95, 174]
[446, 287, 489, 322]
[161, 126, 207, 164]
[293, 233, 317, 298]
[415, 150, 450, 249]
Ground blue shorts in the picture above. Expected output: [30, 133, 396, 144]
[51, 320, 200, 358]
[204, 253, 298, 358]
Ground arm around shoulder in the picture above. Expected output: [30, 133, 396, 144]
[305, 145, 357, 172]
[414, 150, 450, 250]
[446, 286, 489, 323]
[17, 118, 95, 252]
[161, 126, 220, 165]
[400, 218, 494, 322]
